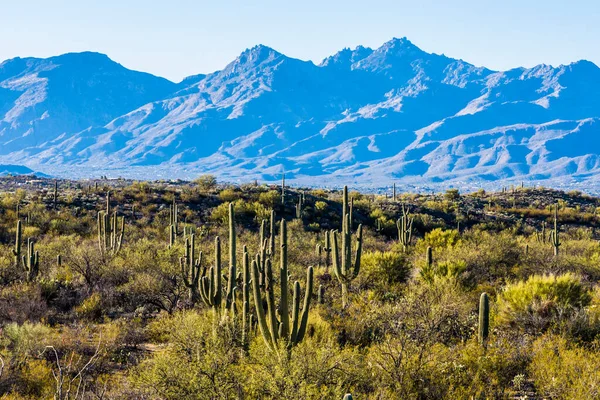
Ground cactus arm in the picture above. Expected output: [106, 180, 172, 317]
[279, 219, 290, 340]
[251, 259, 274, 350]
[296, 266, 313, 344]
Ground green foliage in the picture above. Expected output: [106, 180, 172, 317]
[360, 251, 410, 286]
[497, 273, 592, 332]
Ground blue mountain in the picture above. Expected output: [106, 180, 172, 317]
[1, 38, 599, 189]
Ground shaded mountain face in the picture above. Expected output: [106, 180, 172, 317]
[1, 38, 599, 189]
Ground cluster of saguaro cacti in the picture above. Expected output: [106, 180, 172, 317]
[549, 203, 561, 256]
[97, 192, 125, 256]
[397, 204, 414, 252]
[251, 218, 314, 352]
[22, 238, 39, 282]
[332, 186, 363, 308]
[479, 292, 490, 348]
[316, 230, 332, 269]
[198, 203, 237, 315]
[535, 221, 547, 243]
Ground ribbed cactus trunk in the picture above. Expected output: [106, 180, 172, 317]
[23, 238, 39, 282]
[251, 218, 314, 354]
[242, 247, 250, 351]
[53, 180, 58, 210]
[13, 220, 22, 268]
[479, 292, 490, 348]
[226, 203, 236, 310]
[332, 186, 363, 308]
[550, 203, 560, 257]
[180, 234, 202, 303]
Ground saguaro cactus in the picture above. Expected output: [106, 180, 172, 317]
[180, 234, 202, 303]
[241, 247, 251, 349]
[13, 220, 22, 267]
[53, 180, 58, 210]
[281, 174, 286, 205]
[97, 210, 125, 256]
[199, 237, 223, 311]
[22, 238, 39, 282]
[251, 260, 313, 352]
[225, 203, 236, 310]
[549, 203, 561, 257]
[332, 186, 363, 308]
[397, 204, 414, 252]
[479, 292, 490, 347]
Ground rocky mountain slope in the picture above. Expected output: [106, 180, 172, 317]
[1, 38, 599, 189]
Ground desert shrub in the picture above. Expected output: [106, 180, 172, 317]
[496, 273, 592, 333]
[420, 259, 467, 284]
[360, 251, 410, 287]
[258, 190, 280, 208]
[218, 188, 240, 202]
[530, 334, 600, 399]
[0, 283, 48, 324]
[194, 174, 217, 191]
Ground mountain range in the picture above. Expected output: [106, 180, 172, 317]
[1, 37, 599, 190]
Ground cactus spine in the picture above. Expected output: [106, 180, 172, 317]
[180, 234, 202, 303]
[332, 186, 363, 308]
[479, 292, 490, 348]
[397, 204, 414, 252]
[22, 238, 39, 282]
[550, 203, 561, 257]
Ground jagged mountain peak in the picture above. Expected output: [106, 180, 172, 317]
[1, 38, 600, 189]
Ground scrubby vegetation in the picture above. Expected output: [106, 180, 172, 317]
[0, 176, 600, 399]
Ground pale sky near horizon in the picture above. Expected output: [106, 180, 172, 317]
[1, 1, 598, 82]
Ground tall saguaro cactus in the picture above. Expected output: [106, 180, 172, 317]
[479, 292, 490, 348]
[332, 186, 363, 308]
[13, 220, 22, 267]
[251, 258, 313, 352]
[53, 180, 58, 210]
[97, 211, 125, 257]
[550, 203, 561, 257]
[180, 234, 202, 303]
[199, 237, 223, 311]
[397, 204, 414, 252]
[225, 203, 237, 310]
[22, 238, 39, 282]
[281, 174, 286, 205]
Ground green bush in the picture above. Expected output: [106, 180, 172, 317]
[497, 273, 592, 332]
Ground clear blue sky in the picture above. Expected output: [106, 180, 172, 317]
[1, 0, 598, 82]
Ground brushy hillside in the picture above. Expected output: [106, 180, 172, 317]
[0, 176, 599, 399]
